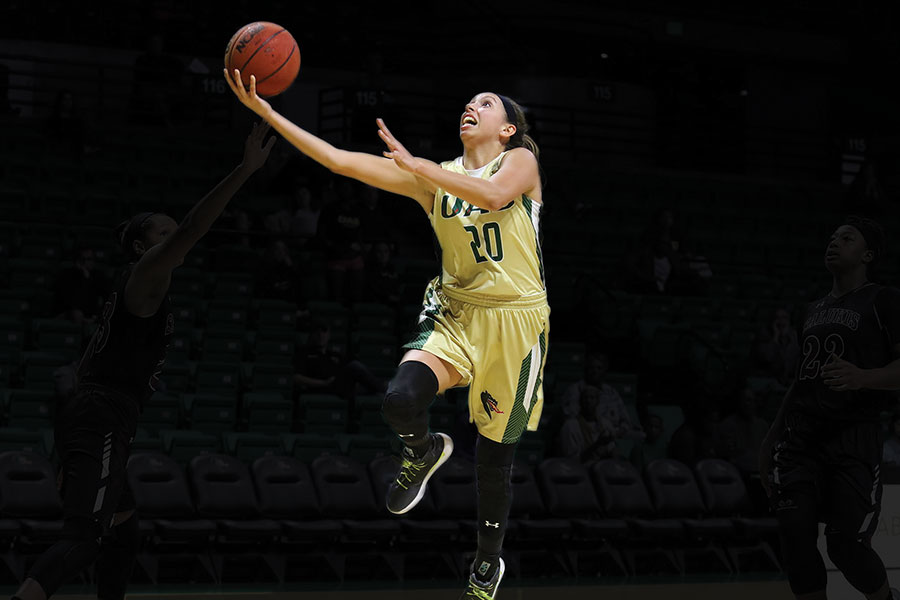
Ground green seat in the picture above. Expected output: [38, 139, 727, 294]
[307, 301, 351, 336]
[250, 363, 294, 394]
[21, 352, 69, 391]
[160, 429, 221, 466]
[339, 433, 394, 462]
[222, 432, 282, 463]
[193, 362, 241, 396]
[243, 391, 293, 433]
[160, 359, 192, 392]
[6, 389, 55, 430]
[130, 429, 163, 453]
[0, 426, 53, 455]
[254, 299, 297, 331]
[186, 393, 236, 434]
[204, 307, 248, 330]
[200, 335, 244, 364]
[140, 391, 181, 434]
[280, 432, 342, 462]
[299, 393, 348, 434]
[253, 339, 294, 366]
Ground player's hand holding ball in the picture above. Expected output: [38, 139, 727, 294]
[223, 21, 301, 118]
[225, 68, 273, 119]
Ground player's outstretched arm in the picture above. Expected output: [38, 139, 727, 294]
[378, 118, 539, 211]
[224, 68, 432, 210]
[125, 121, 274, 317]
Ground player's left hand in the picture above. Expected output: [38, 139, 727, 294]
[377, 118, 419, 173]
[822, 354, 869, 391]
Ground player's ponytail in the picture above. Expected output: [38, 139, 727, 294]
[497, 94, 540, 161]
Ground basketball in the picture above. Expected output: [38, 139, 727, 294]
[224, 21, 300, 98]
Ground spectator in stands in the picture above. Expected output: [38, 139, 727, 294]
[263, 183, 320, 245]
[621, 229, 688, 295]
[751, 306, 800, 387]
[622, 204, 702, 295]
[716, 387, 770, 474]
[629, 412, 667, 472]
[364, 241, 402, 307]
[256, 238, 305, 306]
[668, 399, 723, 466]
[555, 383, 618, 463]
[560, 351, 645, 441]
[293, 317, 387, 402]
[53, 245, 111, 324]
[680, 240, 713, 296]
[290, 184, 321, 245]
[317, 179, 365, 305]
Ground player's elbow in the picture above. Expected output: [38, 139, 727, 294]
[485, 193, 516, 212]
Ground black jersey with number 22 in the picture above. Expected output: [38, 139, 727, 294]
[77, 266, 173, 405]
[792, 283, 900, 423]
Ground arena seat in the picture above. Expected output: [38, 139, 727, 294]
[188, 453, 282, 582]
[250, 455, 342, 582]
[310, 453, 402, 580]
[643, 458, 733, 574]
[126, 452, 216, 583]
[591, 457, 681, 576]
[693, 458, 781, 573]
[367, 454, 459, 580]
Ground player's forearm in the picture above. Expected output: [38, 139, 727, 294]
[412, 159, 512, 211]
[261, 108, 345, 171]
[862, 359, 900, 391]
[178, 162, 254, 239]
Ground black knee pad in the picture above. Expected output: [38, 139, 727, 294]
[381, 361, 438, 439]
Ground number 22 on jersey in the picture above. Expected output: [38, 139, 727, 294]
[799, 333, 845, 380]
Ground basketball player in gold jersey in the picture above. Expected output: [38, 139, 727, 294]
[226, 69, 549, 599]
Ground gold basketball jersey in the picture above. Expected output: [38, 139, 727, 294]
[430, 152, 546, 305]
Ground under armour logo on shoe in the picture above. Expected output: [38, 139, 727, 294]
[485, 520, 500, 528]
[481, 391, 504, 419]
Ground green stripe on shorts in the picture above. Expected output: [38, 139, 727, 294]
[403, 316, 435, 350]
[502, 348, 533, 443]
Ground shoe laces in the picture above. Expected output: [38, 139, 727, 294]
[466, 578, 494, 600]
[394, 452, 427, 490]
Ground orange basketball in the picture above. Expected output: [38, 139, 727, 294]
[225, 21, 300, 98]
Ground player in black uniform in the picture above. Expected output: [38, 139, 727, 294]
[760, 216, 900, 600]
[11, 122, 275, 600]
